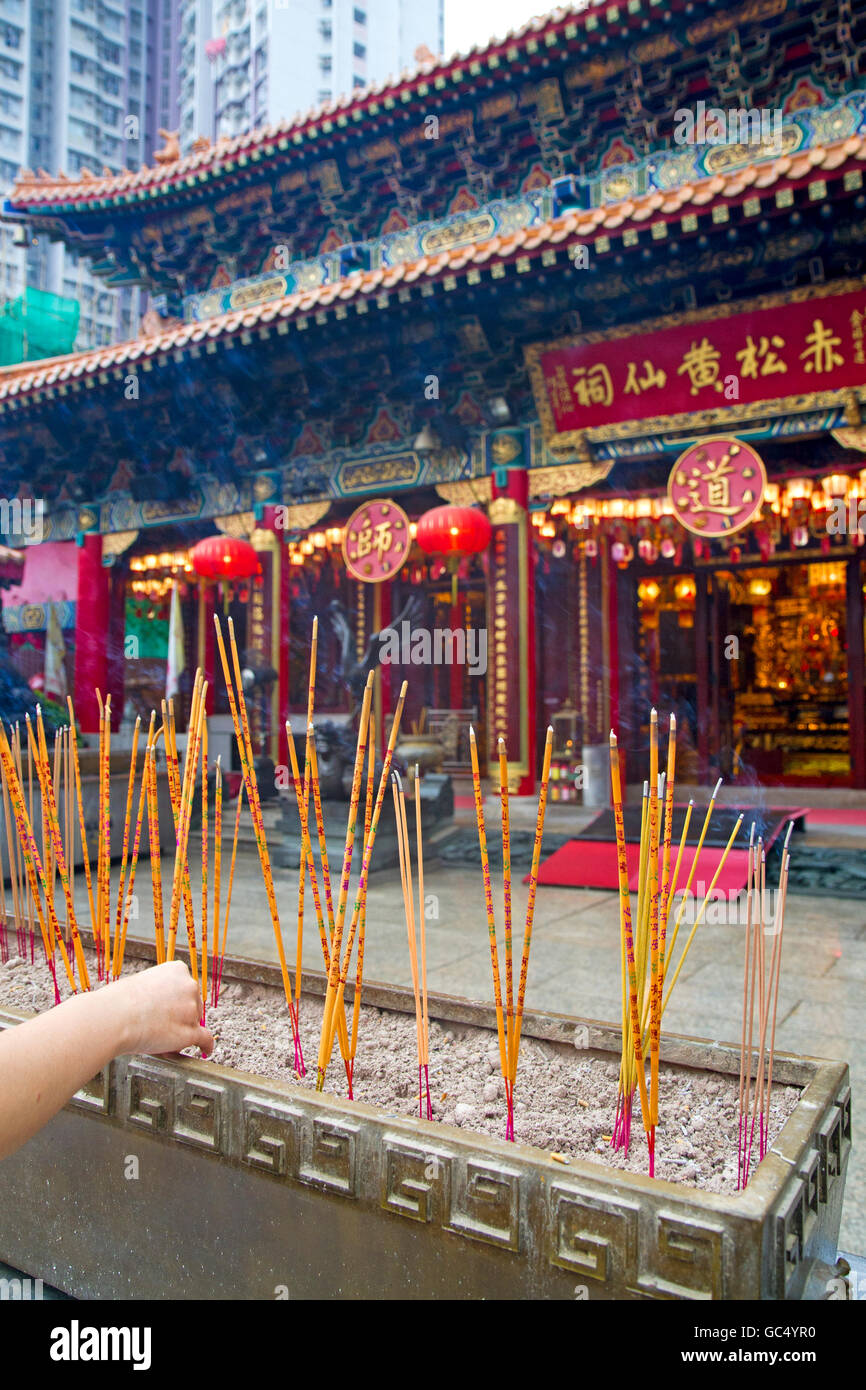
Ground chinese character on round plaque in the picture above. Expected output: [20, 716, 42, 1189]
[667, 436, 767, 538]
[342, 498, 412, 582]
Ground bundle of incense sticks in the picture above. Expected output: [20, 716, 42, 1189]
[609, 714, 743, 1175]
[315, 678, 408, 1094]
[469, 726, 553, 1141]
[738, 821, 792, 1188]
[214, 616, 303, 1071]
[0, 679, 247, 1026]
[391, 768, 431, 1119]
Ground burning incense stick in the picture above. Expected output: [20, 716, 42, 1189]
[392, 770, 431, 1119]
[0, 753, 23, 960]
[294, 618, 319, 1045]
[29, 710, 90, 990]
[112, 716, 141, 980]
[761, 835, 790, 1157]
[214, 616, 301, 1068]
[115, 728, 151, 980]
[316, 675, 377, 1089]
[348, 713, 376, 1092]
[200, 717, 209, 1013]
[509, 728, 553, 1125]
[609, 731, 652, 1162]
[499, 739, 514, 1094]
[317, 679, 406, 1092]
[215, 781, 244, 1007]
[166, 672, 205, 969]
[67, 698, 97, 943]
[147, 718, 166, 965]
[468, 724, 509, 1128]
[0, 723, 75, 999]
[415, 768, 430, 1117]
[209, 756, 222, 1018]
[161, 698, 198, 977]
[737, 826, 757, 1188]
[285, 720, 353, 1086]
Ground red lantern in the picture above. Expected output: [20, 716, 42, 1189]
[415, 504, 492, 601]
[190, 535, 261, 581]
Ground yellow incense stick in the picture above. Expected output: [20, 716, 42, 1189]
[510, 726, 553, 1078]
[214, 618, 299, 1055]
[469, 724, 509, 1090]
[320, 680, 407, 1089]
[609, 732, 651, 1135]
[316, 675, 377, 1086]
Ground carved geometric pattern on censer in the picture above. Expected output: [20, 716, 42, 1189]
[39, 1045, 849, 1301]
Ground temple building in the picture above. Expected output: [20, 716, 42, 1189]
[2, 0, 866, 792]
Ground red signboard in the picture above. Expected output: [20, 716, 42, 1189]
[525, 282, 866, 447]
[667, 437, 767, 537]
[342, 498, 411, 582]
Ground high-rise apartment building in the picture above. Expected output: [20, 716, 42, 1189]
[179, 0, 444, 151]
[0, 0, 181, 352]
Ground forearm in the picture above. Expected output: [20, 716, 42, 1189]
[0, 988, 131, 1159]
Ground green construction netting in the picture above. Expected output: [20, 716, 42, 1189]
[0, 287, 81, 366]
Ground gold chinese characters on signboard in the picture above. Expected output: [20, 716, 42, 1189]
[667, 437, 767, 538]
[342, 498, 412, 582]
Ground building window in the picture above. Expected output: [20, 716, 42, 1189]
[352, 74, 364, 87]
[353, 41, 365, 58]
[353, 7, 365, 23]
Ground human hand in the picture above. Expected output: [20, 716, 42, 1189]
[110, 961, 214, 1058]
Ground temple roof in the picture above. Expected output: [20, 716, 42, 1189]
[2, 127, 863, 409]
[6, 2, 608, 215]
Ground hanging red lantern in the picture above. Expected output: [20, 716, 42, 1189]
[190, 535, 262, 581]
[415, 504, 492, 602]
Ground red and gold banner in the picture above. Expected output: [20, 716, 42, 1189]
[526, 281, 866, 448]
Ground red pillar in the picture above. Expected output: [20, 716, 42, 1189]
[74, 533, 110, 733]
[846, 555, 865, 788]
[107, 567, 125, 732]
[489, 468, 536, 795]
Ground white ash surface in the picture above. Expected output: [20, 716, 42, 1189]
[0, 952, 799, 1193]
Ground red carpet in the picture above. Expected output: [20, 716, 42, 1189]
[804, 808, 866, 826]
[533, 838, 753, 893]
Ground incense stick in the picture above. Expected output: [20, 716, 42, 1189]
[317, 679, 406, 1092]
[67, 697, 97, 942]
[609, 731, 652, 1159]
[215, 781, 244, 1006]
[468, 724, 509, 1129]
[316, 675, 377, 1089]
[391, 770, 431, 1119]
[146, 718, 166, 964]
[509, 727, 553, 1132]
[214, 616, 301, 1068]
[348, 711, 376, 1092]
